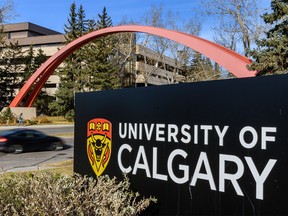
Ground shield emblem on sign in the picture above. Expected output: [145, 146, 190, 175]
[87, 118, 112, 176]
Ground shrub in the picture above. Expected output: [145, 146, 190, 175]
[23, 115, 52, 126]
[34, 115, 52, 124]
[64, 110, 74, 122]
[0, 172, 156, 215]
[0, 107, 16, 124]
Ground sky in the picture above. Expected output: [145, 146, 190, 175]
[7, 0, 271, 41]
[7, 0, 211, 38]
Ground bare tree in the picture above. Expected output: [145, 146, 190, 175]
[113, 30, 137, 87]
[0, 0, 14, 24]
[137, 4, 170, 86]
[202, 0, 266, 57]
[112, 8, 170, 87]
[213, 20, 239, 52]
[165, 11, 202, 83]
[137, 4, 202, 85]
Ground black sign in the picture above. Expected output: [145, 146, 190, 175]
[74, 74, 288, 215]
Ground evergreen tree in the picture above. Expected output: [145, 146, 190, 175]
[92, 7, 120, 90]
[0, 25, 7, 109]
[249, 0, 288, 75]
[50, 2, 91, 119]
[0, 1, 20, 109]
[21, 46, 51, 114]
[61, 1, 82, 88]
[32, 91, 55, 116]
[48, 84, 75, 120]
[64, 2, 78, 43]
[96, 7, 112, 30]
[22, 46, 47, 85]
[0, 41, 24, 107]
[73, 4, 91, 92]
[50, 4, 120, 119]
[187, 52, 222, 81]
[77, 5, 88, 36]
[22, 46, 35, 83]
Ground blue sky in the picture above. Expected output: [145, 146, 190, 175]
[9, 0, 209, 37]
[9, 0, 270, 41]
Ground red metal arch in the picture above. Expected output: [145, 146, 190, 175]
[9, 25, 257, 107]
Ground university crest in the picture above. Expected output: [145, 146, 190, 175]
[87, 118, 112, 176]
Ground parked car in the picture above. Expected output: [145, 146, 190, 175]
[0, 128, 64, 153]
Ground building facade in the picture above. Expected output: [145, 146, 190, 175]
[3, 22, 65, 96]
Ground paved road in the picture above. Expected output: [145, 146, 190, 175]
[0, 124, 74, 173]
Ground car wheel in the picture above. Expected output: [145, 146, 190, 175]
[49, 142, 63, 151]
[12, 145, 23, 154]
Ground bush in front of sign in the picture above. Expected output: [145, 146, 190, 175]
[0, 172, 156, 215]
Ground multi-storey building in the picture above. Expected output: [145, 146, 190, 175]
[3, 22, 65, 96]
[135, 45, 185, 86]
